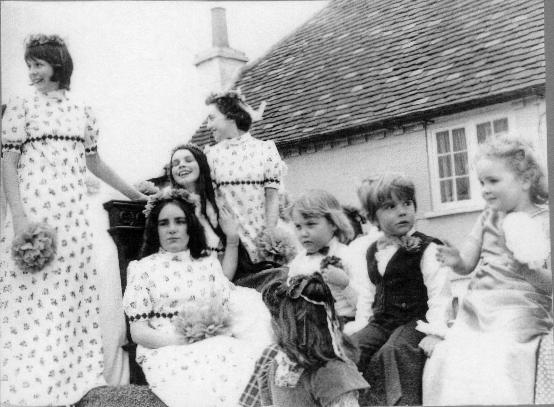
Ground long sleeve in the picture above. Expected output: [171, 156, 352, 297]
[343, 242, 375, 336]
[418, 242, 453, 337]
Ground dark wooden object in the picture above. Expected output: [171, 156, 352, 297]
[103, 199, 147, 385]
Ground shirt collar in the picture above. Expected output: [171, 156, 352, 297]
[219, 132, 252, 147]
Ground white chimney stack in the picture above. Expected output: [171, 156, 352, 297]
[194, 7, 248, 93]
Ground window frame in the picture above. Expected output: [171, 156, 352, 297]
[426, 114, 511, 214]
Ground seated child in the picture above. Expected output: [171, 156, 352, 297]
[239, 273, 369, 407]
[424, 136, 552, 405]
[351, 173, 452, 406]
[287, 189, 373, 334]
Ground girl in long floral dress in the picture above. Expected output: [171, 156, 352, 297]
[1, 34, 144, 406]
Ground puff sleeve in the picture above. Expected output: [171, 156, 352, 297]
[263, 140, 286, 190]
[1, 96, 28, 155]
[123, 259, 154, 322]
[83, 105, 99, 155]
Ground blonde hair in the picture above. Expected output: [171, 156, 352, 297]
[475, 135, 548, 205]
[291, 189, 354, 244]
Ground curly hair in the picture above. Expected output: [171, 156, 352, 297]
[357, 173, 417, 225]
[25, 34, 73, 90]
[139, 198, 208, 259]
[261, 273, 359, 370]
[474, 135, 548, 205]
[205, 92, 252, 132]
[290, 189, 354, 244]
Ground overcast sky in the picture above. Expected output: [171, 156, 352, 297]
[1, 0, 327, 198]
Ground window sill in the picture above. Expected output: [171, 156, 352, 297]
[423, 204, 484, 219]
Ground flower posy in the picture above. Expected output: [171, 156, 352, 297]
[255, 226, 298, 265]
[173, 297, 231, 344]
[11, 223, 57, 273]
[135, 180, 160, 196]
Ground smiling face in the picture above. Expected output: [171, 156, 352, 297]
[171, 148, 200, 191]
[206, 104, 238, 142]
[157, 202, 189, 253]
[476, 157, 531, 213]
[292, 210, 337, 254]
[26, 58, 58, 92]
[375, 194, 415, 237]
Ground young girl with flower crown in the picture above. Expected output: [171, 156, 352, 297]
[424, 135, 553, 405]
[0, 34, 144, 406]
[287, 189, 373, 337]
[204, 90, 286, 265]
[239, 273, 369, 407]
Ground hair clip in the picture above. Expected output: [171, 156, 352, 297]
[25, 34, 65, 48]
[143, 188, 200, 218]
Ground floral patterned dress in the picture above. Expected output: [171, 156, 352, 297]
[0, 89, 105, 406]
[123, 250, 271, 407]
[205, 133, 286, 263]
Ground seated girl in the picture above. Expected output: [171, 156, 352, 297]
[122, 188, 272, 407]
[239, 273, 369, 407]
[168, 143, 291, 289]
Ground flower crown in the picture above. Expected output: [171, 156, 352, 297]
[179, 143, 204, 156]
[207, 88, 267, 122]
[143, 188, 200, 218]
[25, 34, 65, 48]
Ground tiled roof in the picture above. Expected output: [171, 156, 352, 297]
[192, 0, 544, 147]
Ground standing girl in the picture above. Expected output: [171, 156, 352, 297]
[204, 90, 286, 263]
[424, 136, 552, 405]
[287, 189, 373, 336]
[239, 273, 369, 407]
[1, 34, 144, 406]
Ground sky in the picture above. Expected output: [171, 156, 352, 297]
[1, 0, 327, 199]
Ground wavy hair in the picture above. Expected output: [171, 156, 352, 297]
[474, 135, 548, 205]
[205, 92, 252, 132]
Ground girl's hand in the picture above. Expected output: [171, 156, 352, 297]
[164, 328, 187, 347]
[219, 204, 239, 241]
[419, 335, 443, 357]
[322, 265, 349, 289]
[436, 241, 463, 268]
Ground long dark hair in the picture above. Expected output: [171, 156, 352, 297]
[25, 34, 73, 90]
[262, 273, 359, 370]
[168, 143, 220, 230]
[139, 198, 208, 259]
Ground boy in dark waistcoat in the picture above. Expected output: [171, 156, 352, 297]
[351, 173, 452, 406]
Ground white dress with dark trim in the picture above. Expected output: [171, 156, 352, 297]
[205, 133, 286, 263]
[0, 89, 106, 405]
[123, 250, 271, 407]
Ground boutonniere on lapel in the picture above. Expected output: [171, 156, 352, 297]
[399, 234, 422, 252]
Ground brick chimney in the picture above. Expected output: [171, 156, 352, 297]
[194, 7, 248, 92]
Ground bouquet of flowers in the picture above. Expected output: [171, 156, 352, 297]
[255, 226, 298, 266]
[173, 297, 231, 344]
[11, 223, 57, 273]
[134, 180, 160, 196]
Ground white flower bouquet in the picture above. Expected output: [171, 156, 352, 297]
[255, 226, 298, 265]
[134, 180, 160, 196]
[503, 211, 550, 271]
[173, 297, 231, 344]
[11, 222, 57, 273]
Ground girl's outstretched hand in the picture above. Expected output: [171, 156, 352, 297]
[219, 204, 239, 242]
[435, 240, 462, 268]
[322, 264, 349, 289]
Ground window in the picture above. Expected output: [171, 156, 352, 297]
[428, 116, 509, 212]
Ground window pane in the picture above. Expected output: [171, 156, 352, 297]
[493, 118, 508, 134]
[440, 180, 453, 203]
[476, 122, 491, 144]
[436, 131, 450, 153]
[438, 156, 452, 178]
[452, 128, 466, 151]
[453, 152, 468, 175]
[456, 177, 470, 200]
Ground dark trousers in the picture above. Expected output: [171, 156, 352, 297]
[351, 318, 426, 406]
